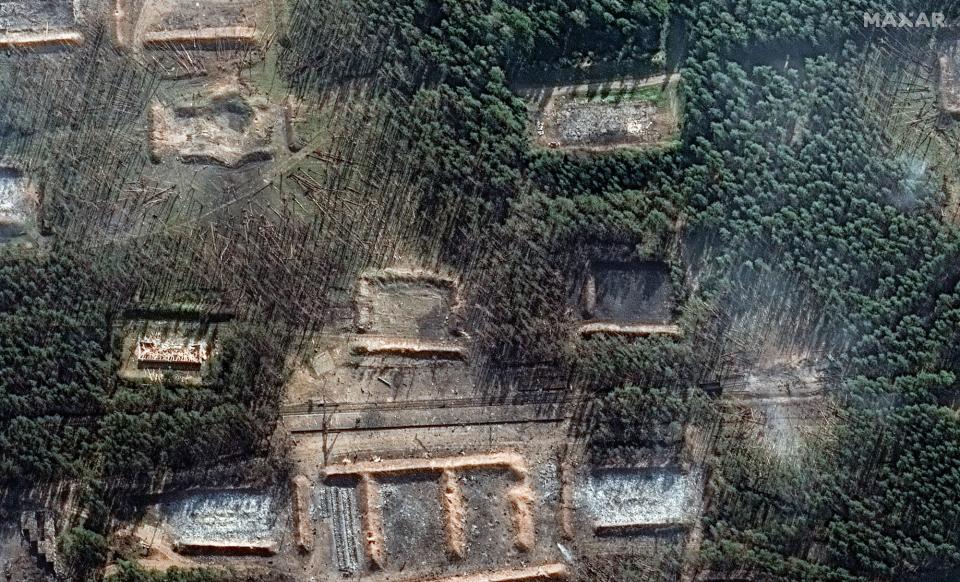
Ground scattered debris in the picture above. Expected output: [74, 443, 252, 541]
[323, 453, 540, 574]
[117, 317, 226, 384]
[529, 75, 680, 151]
[161, 490, 282, 556]
[0, 167, 41, 244]
[575, 468, 702, 534]
[322, 483, 363, 573]
[19, 511, 65, 580]
[136, 338, 208, 371]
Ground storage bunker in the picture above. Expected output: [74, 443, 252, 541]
[135, 337, 208, 372]
[0, 168, 40, 242]
[117, 318, 224, 384]
[532, 75, 680, 151]
[320, 453, 540, 576]
[575, 468, 702, 535]
[160, 490, 283, 556]
[0, 0, 82, 48]
[119, 0, 267, 50]
[319, 480, 364, 573]
[149, 85, 291, 169]
[578, 260, 680, 337]
[353, 269, 466, 359]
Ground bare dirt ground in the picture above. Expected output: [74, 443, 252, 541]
[379, 475, 447, 570]
[113, 0, 276, 81]
[282, 277, 577, 580]
[140, 0, 261, 32]
[106, 523, 202, 575]
[362, 281, 456, 339]
[280, 375, 697, 578]
[299, 446, 569, 582]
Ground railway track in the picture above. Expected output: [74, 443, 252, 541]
[280, 390, 573, 416]
[281, 391, 581, 434]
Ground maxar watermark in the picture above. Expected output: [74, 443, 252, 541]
[864, 12, 947, 28]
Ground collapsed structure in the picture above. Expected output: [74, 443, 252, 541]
[575, 468, 703, 535]
[135, 338, 208, 371]
[322, 452, 537, 572]
[124, 490, 285, 559]
[117, 316, 226, 383]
